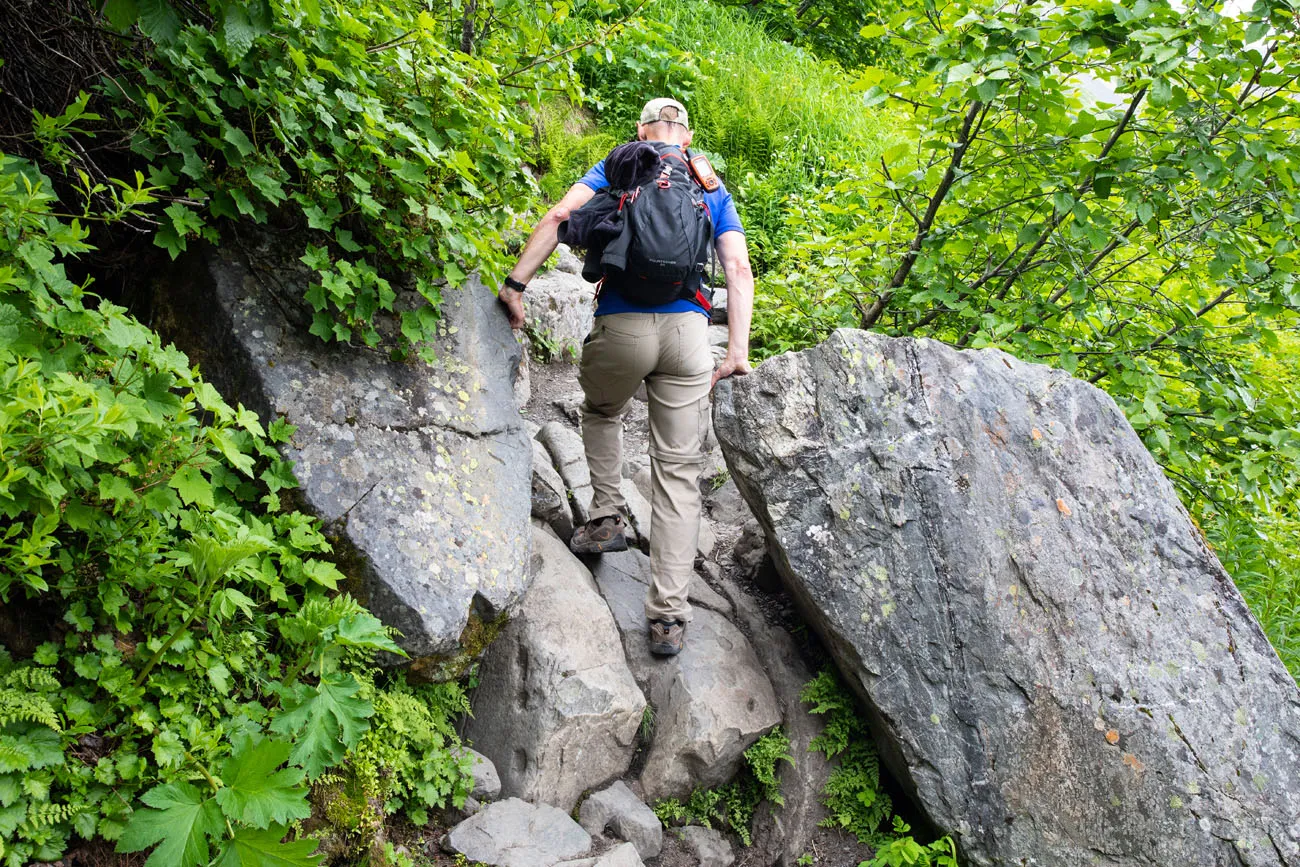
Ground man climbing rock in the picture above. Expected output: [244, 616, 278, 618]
[499, 97, 755, 656]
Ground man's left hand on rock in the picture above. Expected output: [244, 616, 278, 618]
[499, 283, 525, 330]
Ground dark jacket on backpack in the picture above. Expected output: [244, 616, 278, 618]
[558, 141, 713, 304]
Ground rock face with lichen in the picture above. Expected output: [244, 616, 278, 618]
[714, 329, 1300, 867]
[153, 241, 531, 673]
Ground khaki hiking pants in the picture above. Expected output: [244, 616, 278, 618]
[579, 311, 712, 623]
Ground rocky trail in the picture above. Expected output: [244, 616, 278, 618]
[157, 238, 1300, 867]
[455, 265, 881, 867]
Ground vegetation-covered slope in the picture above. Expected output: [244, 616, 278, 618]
[0, 0, 1297, 864]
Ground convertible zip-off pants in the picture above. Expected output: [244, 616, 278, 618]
[578, 311, 712, 623]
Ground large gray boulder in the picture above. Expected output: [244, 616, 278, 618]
[445, 797, 591, 866]
[714, 329, 1300, 867]
[590, 550, 782, 801]
[154, 244, 530, 672]
[465, 529, 645, 812]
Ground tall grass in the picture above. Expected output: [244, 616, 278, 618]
[642, 0, 894, 175]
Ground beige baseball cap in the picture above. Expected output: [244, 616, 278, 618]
[639, 97, 689, 129]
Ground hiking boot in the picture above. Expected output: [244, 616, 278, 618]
[648, 619, 686, 656]
[569, 514, 629, 554]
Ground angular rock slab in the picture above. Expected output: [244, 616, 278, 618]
[678, 825, 735, 867]
[717, 576, 868, 867]
[714, 329, 1300, 867]
[578, 781, 663, 860]
[453, 746, 502, 801]
[465, 529, 645, 812]
[533, 438, 575, 541]
[156, 247, 530, 664]
[538, 421, 594, 526]
[590, 550, 781, 801]
[446, 797, 591, 867]
[556, 842, 645, 867]
[525, 253, 597, 359]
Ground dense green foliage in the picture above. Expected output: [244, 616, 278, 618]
[722, 0, 898, 71]
[0, 96, 471, 867]
[800, 670, 957, 866]
[800, 670, 891, 843]
[82, 0, 581, 357]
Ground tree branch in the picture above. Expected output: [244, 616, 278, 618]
[860, 99, 984, 328]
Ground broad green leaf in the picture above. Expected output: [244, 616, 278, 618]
[169, 464, 214, 508]
[222, 126, 255, 158]
[946, 62, 975, 82]
[334, 612, 404, 655]
[268, 417, 297, 443]
[271, 673, 373, 778]
[214, 825, 321, 867]
[299, 0, 321, 24]
[214, 735, 310, 828]
[221, 4, 258, 61]
[103, 0, 139, 30]
[117, 782, 222, 867]
[137, 0, 181, 43]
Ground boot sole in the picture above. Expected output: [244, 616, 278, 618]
[569, 535, 629, 555]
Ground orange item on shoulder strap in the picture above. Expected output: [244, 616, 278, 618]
[687, 152, 721, 192]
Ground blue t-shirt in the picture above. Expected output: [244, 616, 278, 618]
[577, 151, 744, 317]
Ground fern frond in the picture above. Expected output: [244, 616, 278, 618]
[0, 738, 37, 773]
[2, 667, 60, 694]
[0, 687, 60, 731]
[22, 801, 76, 830]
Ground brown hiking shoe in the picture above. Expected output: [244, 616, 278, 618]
[648, 619, 686, 656]
[569, 514, 629, 554]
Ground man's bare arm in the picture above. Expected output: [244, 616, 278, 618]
[499, 183, 597, 329]
[712, 230, 755, 387]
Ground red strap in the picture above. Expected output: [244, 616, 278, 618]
[694, 289, 712, 313]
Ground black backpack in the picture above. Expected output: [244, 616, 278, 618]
[562, 141, 715, 310]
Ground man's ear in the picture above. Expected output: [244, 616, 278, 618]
[635, 123, 647, 142]
[683, 130, 694, 147]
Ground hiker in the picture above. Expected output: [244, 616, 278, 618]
[498, 97, 754, 657]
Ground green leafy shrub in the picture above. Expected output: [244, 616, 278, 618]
[862, 817, 959, 867]
[0, 150, 473, 865]
[722, 0, 902, 72]
[801, 670, 890, 843]
[73, 0, 579, 358]
[353, 676, 475, 827]
[801, 670, 957, 860]
[533, 100, 618, 202]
